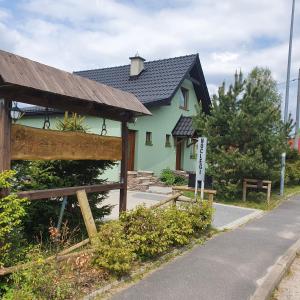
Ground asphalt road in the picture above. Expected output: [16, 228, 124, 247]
[111, 194, 300, 300]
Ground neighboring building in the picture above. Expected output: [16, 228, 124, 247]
[20, 54, 211, 181]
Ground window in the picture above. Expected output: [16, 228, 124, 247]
[145, 131, 153, 146]
[165, 134, 171, 147]
[190, 140, 197, 159]
[179, 87, 189, 110]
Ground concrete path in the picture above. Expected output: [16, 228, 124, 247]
[110, 194, 300, 300]
[101, 190, 261, 230]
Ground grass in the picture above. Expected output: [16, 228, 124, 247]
[183, 184, 300, 211]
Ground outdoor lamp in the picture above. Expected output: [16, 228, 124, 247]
[10, 101, 23, 123]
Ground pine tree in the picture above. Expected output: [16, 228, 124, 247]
[193, 68, 291, 200]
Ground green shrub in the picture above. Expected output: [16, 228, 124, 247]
[3, 248, 75, 300]
[120, 206, 169, 259]
[160, 168, 187, 186]
[94, 221, 136, 275]
[184, 200, 214, 232]
[93, 202, 213, 276]
[161, 205, 193, 246]
[0, 170, 29, 268]
[286, 150, 300, 185]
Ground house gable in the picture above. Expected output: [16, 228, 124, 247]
[74, 54, 211, 112]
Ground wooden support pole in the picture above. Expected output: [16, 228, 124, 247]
[242, 180, 247, 202]
[0, 99, 11, 172]
[76, 190, 97, 241]
[0, 99, 11, 196]
[119, 120, 128, 214]
[267, 183, 271, 206]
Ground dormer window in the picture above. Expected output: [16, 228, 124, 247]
[179, 87, 189, 110]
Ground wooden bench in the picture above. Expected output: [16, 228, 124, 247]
[172, 186, 217, 202]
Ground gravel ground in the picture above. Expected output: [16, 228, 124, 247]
[273, 255, 300, 300]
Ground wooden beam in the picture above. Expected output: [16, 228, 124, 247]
[11, 124, 122, 161]
[0, 87, 133, 122]
[0, 99, 11, 173]
[119, 121, 128, 214]
[151, 193, 182, 209]
[76, 190, 98, 241]
[17, 182, 123, 200]
[172, 186, 217, 195]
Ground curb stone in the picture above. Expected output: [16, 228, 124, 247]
[217, 209, 264, 231]
[250, 238, 300, 300]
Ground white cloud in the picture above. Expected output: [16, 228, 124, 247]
[0, 0, 299, 117]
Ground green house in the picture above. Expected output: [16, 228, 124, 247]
[20, 54, 211, 181]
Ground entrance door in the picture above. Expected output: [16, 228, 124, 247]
[128, 130, 136, 171]
[176, 138, 183, 170]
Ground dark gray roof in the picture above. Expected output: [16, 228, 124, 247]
[74, 54, 211, 109]
[172, 116, 195, 137]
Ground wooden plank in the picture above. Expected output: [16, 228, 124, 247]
[119, 121, 128, 214]
[11, 124, 122, 161]
[0, 88, 133, 122]
[58, 238, 90, 255]
[246, 184, 268, 189]
[0, 99, 11, 172]
[76, 190, 97, 241]
[172, 186, 217, 195]
[244, 178, 272, 184]
[17, 182, 122, 200]
[0, 239, 91, 276]
[151, 193, 182, 209]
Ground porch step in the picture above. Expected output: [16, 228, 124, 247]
[127, 170, 158, 191]
[137, 171, 154, 177]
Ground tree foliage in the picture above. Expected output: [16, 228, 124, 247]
[13, 113, 115, 240]
[193, 68, 292, 199]
[0, 170, 29, 267]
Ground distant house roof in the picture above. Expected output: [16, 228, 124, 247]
[74, 54, 211, 111]
[172, 116, 195, 137]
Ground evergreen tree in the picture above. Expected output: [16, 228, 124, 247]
[193, 68, 291, 200]
[13, 113, 115, 240]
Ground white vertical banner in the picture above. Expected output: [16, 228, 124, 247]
[195, 137, 207, 200]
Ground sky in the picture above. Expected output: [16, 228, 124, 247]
[0, 0, 299, 120]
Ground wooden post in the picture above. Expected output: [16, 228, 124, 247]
[76, 190, 97, 240]
[119, 120, 128, 214]
[242, 180, 247, 202]
[0, 99, 11, 172]
[267, 183, 271, 206]
[0, 99, 11, 197]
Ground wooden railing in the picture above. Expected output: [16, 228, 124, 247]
[172, 186, 217, 202]
[17, 182, 123, 200]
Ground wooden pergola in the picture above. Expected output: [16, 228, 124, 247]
[0, 50, 151, 213]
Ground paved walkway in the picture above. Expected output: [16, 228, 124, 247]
[110, 194, 300, 300]
[101, 190, 261, 230]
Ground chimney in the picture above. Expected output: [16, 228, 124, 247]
[129, 53, 145, 76]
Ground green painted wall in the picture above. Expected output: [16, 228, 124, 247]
[19, 79, 199, 180]
[128, 79, 199, 175]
